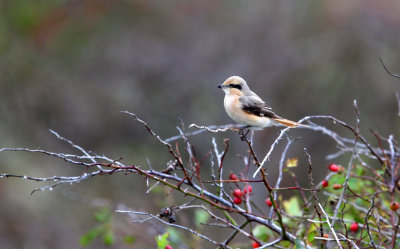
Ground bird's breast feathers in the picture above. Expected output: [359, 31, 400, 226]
[224, 95, 275, 128]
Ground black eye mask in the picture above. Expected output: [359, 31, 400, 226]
[229, 84, 242, 90]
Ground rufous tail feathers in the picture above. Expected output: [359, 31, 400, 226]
[273, 118, 308, 128]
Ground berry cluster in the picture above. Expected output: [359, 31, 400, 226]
[229, 173, 254, 205]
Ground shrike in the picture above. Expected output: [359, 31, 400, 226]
[218, 76, 302, 130]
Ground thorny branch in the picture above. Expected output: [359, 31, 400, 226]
[115, 210, 226, 248]
[331, 100, 361, 227]
[1, 98, 399, 248]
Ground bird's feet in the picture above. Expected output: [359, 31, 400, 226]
[238, 126, 251, 141]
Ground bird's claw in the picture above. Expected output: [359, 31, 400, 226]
[238, 126, 250, 141]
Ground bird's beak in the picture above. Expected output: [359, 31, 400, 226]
[217, 84, 222, 88]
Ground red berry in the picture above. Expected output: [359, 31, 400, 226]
[232, 189, 242, 198]
[229, 173, 238, 180]
[233, 197, 242, 205]
[328, 164, 340, 172]
[165, 246, 173, 249]
[332, 184, 342, 190]
[244, 185, 253, 194]
[350, 222, 359, 232]
[252, 241, 261, 248]
[265, 198, 273, 207]
[390, 202, 399, 211]
[322, 180, 329, 187]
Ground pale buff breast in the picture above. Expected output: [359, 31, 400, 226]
[224, 95, 274, 128]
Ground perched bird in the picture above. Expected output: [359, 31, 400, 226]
[218, 76, 302, 130]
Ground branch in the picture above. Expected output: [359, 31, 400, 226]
[365, 193, 378, 249]
[332, 100, 360, 227]
[253, 113, 384, 178]
[165, 124, 241, 142]
[380, 58, 400, 79]
[317, 203, 343, 249]
[188, 123, 240, 133]
[268, 137, 293, 219]
[116, 209, 228, 248]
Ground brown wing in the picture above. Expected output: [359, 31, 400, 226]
[240, 95, 281, 118]
[240, 95, 302, 127]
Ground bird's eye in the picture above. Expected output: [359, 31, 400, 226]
[229, 84, 242, 90]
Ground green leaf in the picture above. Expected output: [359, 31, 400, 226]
[280, 240, 291, 248]
[166, 228, 181, 244]
[80, 227, 102, 246]
[102, 230, 115, 246]
[306, 224, 317, 243]
[253, 225, 271, 242]
[331, 174, 345, 185]
[307, 230, 316, 243]
[355, 165, 365, 176]
[194, 209, 210, 228]
[348, 178, 362, 192]
[156, 233, 170, 249]
[283, 196, 303, 216]
[95, 207, 111, 222]
[124, 235, 136, 244]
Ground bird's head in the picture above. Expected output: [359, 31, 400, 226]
[217, 76, 249, 95]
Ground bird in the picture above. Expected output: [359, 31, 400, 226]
[218, 76, 303, 130]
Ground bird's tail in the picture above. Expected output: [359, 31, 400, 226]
[273, 118, 308, 128]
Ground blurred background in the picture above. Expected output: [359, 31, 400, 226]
[0, 0, 400, 248]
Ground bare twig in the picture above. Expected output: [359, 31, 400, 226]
[259, 238, 282, 248]
[317, 203, 343, 249]
[332, 100, 360, 227]
[222, 221, 249, 246]
[188, 124, 239, 133]
[268, 137, 293, 219]
[165, 124, 241, 142]
[365, 193, 378, 249]
[49, 129, 99, 165]
[396, 93, 400, 116]
[253, 114, 384, 178]
[116, 209, 228, 248]
[304, 148, 324, 242]
[380, 58, 400, 79]
[380, 58, 400, 116]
